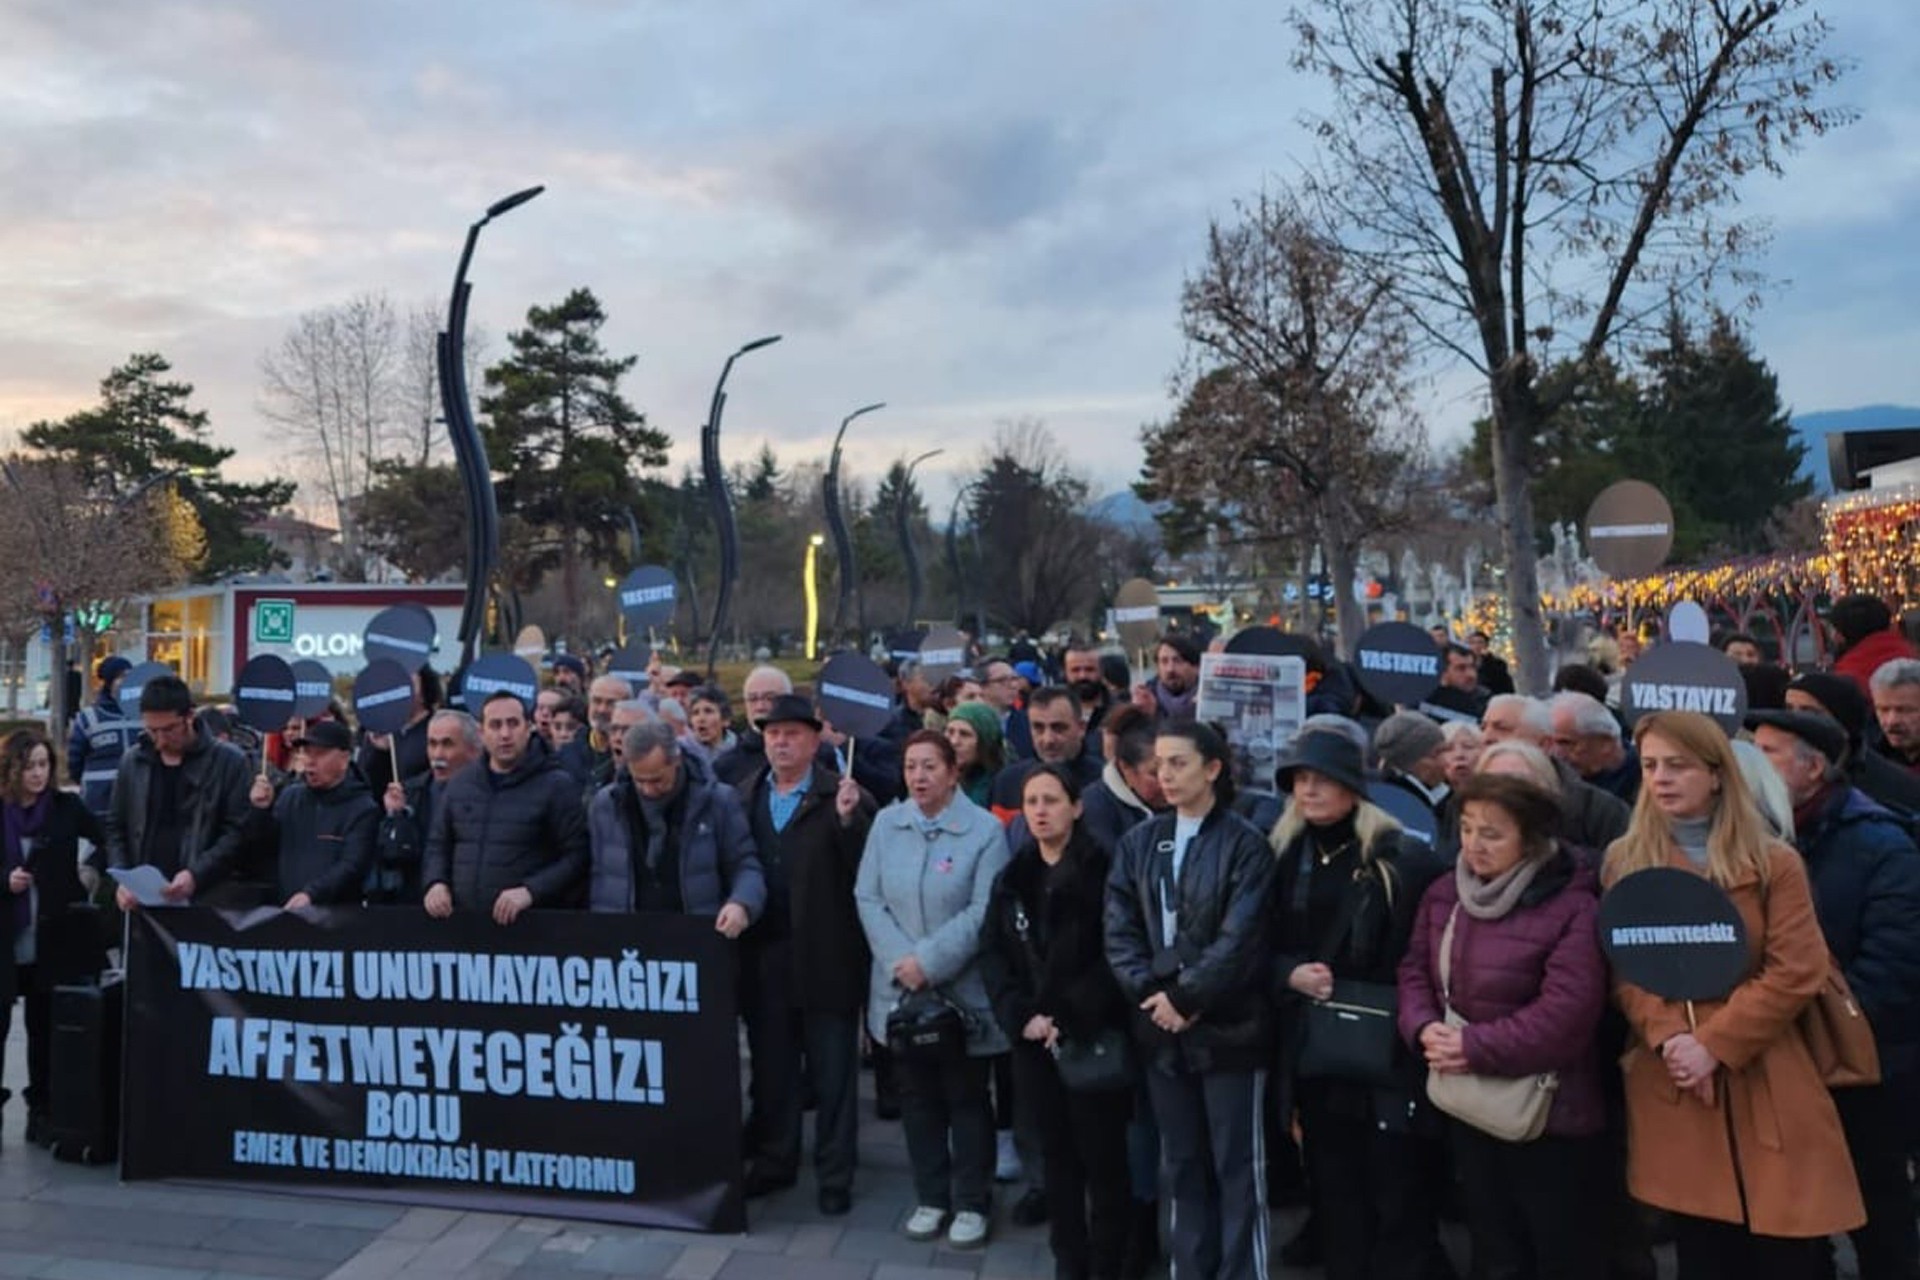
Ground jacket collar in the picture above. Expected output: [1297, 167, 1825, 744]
[1101, 761, 1151, 816]
[884, 793, 980, 836]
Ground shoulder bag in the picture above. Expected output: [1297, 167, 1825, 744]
[1756, 870, 1882, 1089]
[1009, 893, 1136, 1091]
[1424, 904, 1558, 1142]
[1799, 959, 1880, 1088]
[1294, 849, 1403, 1087]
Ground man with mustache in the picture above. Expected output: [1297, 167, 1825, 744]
[370, 709, 479, 904]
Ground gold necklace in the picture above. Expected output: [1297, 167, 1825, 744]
[1313, 836, 1357, 867]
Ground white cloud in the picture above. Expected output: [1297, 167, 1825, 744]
[0, 0, 1914, 521]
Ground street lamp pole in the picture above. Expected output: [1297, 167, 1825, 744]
[824, 402, 883, 642]
[804, 534, 826, 661]
[439, 184, 544, 666]
[897, 449, 943, 630]
[701, 334, 783, 677]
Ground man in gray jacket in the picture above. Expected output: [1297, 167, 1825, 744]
[108, 675, 254, 908]
[422, 690, 589, 923]
[586, 721, 764, 932]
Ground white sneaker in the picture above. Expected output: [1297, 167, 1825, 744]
[994, 1130, 1023, 1182]
[903, 1205, 948, 1241]
[946, 1210, 990, 1249]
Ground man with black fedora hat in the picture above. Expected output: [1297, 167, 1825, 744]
[1749, 708, 1920, 1280]
[735, 693, 875, 1213]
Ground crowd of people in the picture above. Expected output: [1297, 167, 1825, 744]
[1, 594, 1917, 1280]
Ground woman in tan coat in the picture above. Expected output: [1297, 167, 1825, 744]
[1602, 711, 1863, 1279]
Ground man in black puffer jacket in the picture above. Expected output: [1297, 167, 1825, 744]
[422, 690, 588, 923]
[243, 720, 379, 908]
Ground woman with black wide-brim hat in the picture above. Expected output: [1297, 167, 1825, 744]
[1267, 728, 1446, 1280]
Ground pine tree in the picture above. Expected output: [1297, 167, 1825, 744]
[1634, 311, 1810, 556]
[23, 353, 296, 580]
[480, 288, 668, 639]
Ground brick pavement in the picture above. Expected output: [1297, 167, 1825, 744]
[1, 1022, 1847, 1279]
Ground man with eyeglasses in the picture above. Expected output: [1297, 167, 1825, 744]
[714, 666, 799, 787]
[980, 660, 1034, 761]
[106, 674, 254, 909]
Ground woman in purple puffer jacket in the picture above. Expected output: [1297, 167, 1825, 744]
[1397, 772, 1609, 1280]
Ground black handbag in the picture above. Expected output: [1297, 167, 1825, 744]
[1296, 978, 1402, 1087]
[886, 988, 970, 1064]
[1051, 1028, 1136, 1092]
[1290, 842, 1403, 1088]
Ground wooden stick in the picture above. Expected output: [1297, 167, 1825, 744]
[390, 739, 401, 787]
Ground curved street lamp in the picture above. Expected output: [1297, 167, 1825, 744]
[701, 334, 783, 676]
[824, 401, 884, 641]
[438, 184, 544, 665]
[897, 449, 943, 629]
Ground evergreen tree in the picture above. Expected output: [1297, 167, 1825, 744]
[480, 288, 668, 639]
[1634, 310, 1809, 555]
[23, 353, 296, 580]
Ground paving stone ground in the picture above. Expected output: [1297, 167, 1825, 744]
[0, 1020, 1857, 1278]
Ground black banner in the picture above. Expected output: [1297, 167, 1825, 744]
[123, 907, 743, 1231]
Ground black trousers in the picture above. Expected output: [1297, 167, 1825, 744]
[1832, 1083, 1920, 1280]
[1449, 1121, 1605, 1280]
[1672, 1215, 1827, 1280]
[898, 1051, 995, 1213]
[0, 968, 49, 1113]
[1148, 1063, 1269, 1280]
[1297, 1078, 1439, 1280]
[738, 940, 859, 1193]
[1012, 1043, 1131, 1279]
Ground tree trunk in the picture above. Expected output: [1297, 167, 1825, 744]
[559, 521, 579, 643]
[48, 622, 69, 733]
[1489, 389, 1551, 694]
[1324, 533, 1364, 660]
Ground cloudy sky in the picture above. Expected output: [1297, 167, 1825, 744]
[1, 0, 1915, 515]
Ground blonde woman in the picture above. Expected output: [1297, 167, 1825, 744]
[1267, 730, 1444, 1280]
[1602, 711, 1862, 1279]
[1439, 721, 1483, 791]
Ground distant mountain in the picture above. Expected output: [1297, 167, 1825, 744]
[1790, 405, 1920, 491]
[1088, 489, 1161, 533]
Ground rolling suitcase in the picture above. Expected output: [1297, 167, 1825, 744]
[48, 975, 122, 1164]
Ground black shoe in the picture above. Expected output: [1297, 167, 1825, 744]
[1011, 1188, 1049, 1227]
[818, 1187, 852, 1216]
[1117, 1200, 1156, 1280]
[1279, 1212, 1321, 1268]
[23, 1112, 46, 1147]
[742, 1167, 797, 1199]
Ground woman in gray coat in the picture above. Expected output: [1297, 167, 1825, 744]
[856, 729, 1009, 1250]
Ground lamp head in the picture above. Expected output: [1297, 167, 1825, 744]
[486, 186, 546, 219]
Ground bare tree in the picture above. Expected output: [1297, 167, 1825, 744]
[260, 293, 403, 566]
[396, 303, 488, 468]
[1142, 193, 1427, 654]
[0, 457, 188, 727]
[1290, 0, 1849, 688]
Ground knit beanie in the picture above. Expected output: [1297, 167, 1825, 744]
[1375, 710, 1446, 775]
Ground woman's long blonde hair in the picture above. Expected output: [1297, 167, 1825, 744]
[1603, 711, 1777, 889]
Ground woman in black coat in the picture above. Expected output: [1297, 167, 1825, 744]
[981, 764, 1134, 1280]
[1269, 729, 1444, 1280]
[1, 728, 106, 1143]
